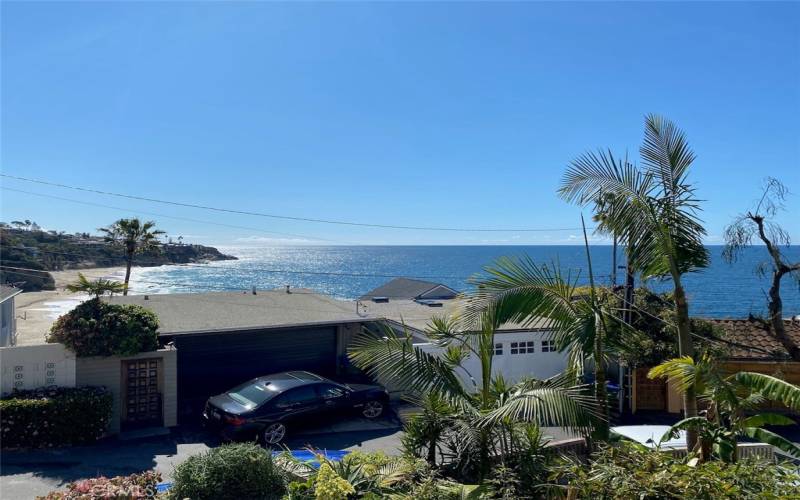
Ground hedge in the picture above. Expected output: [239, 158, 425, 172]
[0, 386, 113, 449]
[47, 298, 159, 357]
[36, 471, 161, 499]
[169, 442, 286, 499]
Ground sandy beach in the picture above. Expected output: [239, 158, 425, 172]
[12, 266, 129, 346]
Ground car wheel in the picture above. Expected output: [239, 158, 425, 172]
[362, 400, 384, 419]
[262, 422, 287, 445]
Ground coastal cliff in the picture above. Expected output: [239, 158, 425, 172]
[0, 227, 237, 291]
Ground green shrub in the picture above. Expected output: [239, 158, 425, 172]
[169, 442, 286, 500]
[36, 471, 160, 499]
[0, 386, 113, 449]
[48, 298, 159, 357]
[553, 442, 800, 499]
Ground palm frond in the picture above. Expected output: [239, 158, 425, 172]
[481, 375, 599, 435]
[648, 356, 697, 394]
[741, 413, 796, 428]
[347, 322, 473, 411]
[732, 372, 800, 411]
[743, 427, 800, 458]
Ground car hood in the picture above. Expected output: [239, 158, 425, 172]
[207, 393, 249, 415]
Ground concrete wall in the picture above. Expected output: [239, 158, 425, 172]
[0, 343, 76, 395]
[76, 348, 178, 434]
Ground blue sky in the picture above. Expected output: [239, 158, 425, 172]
[2, 1, 798, 246]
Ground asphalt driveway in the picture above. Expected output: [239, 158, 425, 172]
[1, 414, 404, 499]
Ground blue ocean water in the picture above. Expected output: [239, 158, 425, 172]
[135, 245, 800, 319]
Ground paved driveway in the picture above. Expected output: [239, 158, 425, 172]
[1, 415, 403, 499]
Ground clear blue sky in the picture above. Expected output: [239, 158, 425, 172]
[2, 1, 798, 246]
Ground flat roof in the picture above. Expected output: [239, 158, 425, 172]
[106, 289, 368, 335]
[356, 298, 551, 334]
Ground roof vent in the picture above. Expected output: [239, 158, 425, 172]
[415, 299, 443, 307]
[252, 286, 257, 295]
[286, 285, 291, 294]
[372, 296, 389, 303]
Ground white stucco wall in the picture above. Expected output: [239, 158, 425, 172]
[415, 330, 568, 388]
[0, 343, 77, 395]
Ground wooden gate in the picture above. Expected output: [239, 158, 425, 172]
[633, 367, 667, 411]
[122, 358, 163, 430]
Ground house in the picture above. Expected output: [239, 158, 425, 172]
[355, 284, 568, 386]
[0, 285, 22, 347]
[631, 317, 800, 414]
[360, 277, 459, 301]
[108, 288, 374, 418]
[711, 317, 800, 386]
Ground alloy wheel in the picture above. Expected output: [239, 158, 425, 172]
[263, 422, 286, 444]
[362, 401, 384, 419]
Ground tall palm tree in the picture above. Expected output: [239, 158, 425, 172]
[98, 218, 164, 295]
[649, 355, 800, 461]
[348, 307, 600, 479]
[558, 114, 709, 449]
[66, 272, 125, 299]
[462, 251, 635, 442]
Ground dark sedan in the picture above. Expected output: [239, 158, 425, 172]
[203, 371, 390, 445]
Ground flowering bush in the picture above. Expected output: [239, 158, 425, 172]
[48, 298, 159, 357]
[0, 386, 113, 449]
[168, 442, 286, 499]
[312, 463, 356, 500]
[36, 471, 161, 499]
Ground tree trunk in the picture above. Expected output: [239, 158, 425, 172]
[769, 268, 800, 360]
[594, 326, 609, 441]
[611, 235, 618, 287]
[123, 253, 133, 296]
[672, 279, 699, 451]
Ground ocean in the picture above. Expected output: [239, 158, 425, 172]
[132, 245, 800, 319]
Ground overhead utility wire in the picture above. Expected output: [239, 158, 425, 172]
[1, 186, 339, 243]
[1, 174, 588, 233]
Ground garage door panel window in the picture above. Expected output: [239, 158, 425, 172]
[493, 343, 503, 356]
[541, 340, 556, 352]
[510, 341, 535, 355]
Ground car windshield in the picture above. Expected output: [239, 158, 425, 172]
[227, 380, 278, 408]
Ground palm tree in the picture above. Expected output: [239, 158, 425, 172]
[558, 114, 709, 450]
[348, 308, 599, 480]
[98, 218, 164, 295]
[66, 272, 125, 299]
[650, 355, 800, 461]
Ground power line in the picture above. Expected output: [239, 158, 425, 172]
[1, 174, 588, 233]
[1, 186, 340, 243]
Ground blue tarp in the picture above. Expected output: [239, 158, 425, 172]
[155, 449, 350, 493]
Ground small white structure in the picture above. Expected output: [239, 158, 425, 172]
[357, 289, 569, 387]
[1, 285, 23, 347]
[0, 343, 77, 395]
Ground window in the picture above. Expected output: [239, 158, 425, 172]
[510, 341, 535, 354]
[493, 343, 503, 356]
[228, 380, 279, 408]
[318, 384, 346, 400]
[542, 340, 556, 352]
[275, 385, 317, 408]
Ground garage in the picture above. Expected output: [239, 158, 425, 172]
[161, 325, 338, 417]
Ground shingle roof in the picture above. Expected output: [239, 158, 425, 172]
[360, 278, 458, 301]
[106, 289, 367, 335]
[709, 318, 800, 360]
[0, 285, 22, 303]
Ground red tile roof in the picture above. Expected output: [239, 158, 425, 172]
[709, 318, 800, 360]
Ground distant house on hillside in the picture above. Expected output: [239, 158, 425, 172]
[360, 277, 458, 301]
[0, 285, 22, 347]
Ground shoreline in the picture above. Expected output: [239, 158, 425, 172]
[14, 266, 134, 346]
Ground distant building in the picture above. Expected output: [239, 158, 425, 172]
[0, 285, 22, 347]
[356, 278, 568, 385]
[360, 277, 459, 301]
